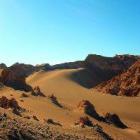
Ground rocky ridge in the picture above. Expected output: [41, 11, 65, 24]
[96, 60, 140, 96]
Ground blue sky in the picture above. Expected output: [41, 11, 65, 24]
[0, 0, 140, 66]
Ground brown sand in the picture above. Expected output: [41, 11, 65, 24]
[0, 68, 139, 139]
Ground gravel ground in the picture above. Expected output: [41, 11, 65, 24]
[0, 112, 113, 140]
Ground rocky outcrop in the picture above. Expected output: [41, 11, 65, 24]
[96, 60, 140, 96]
[0, 54, 139, 93]
[46, 119, 62, 126]
[104, 113, 127, 128]
[51, 61, 85, 70]
[0, 96, 23, 115]
[0, 64, 33, 91]
[31, 86, 45, 97]
[21, 93, 29, 98]
[10, 63, 35, 76]
[0, 96, 21, 109]
[0, 116, 92, 140]
[35, 63, 51, 71]
[48, 94, 62, 107]
[77, 100, 101, 120]
[0, 61, 85, 91]
[85, 54, 139, 87]
[75, 116, 93, 127]
[0, 63, 7, 69]
[35, 61, 84, 71]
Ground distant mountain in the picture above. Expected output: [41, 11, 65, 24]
[51, 61, 85, 70]
[35, 63, 51, 71]
[0, 54, 139, 96]
[0, 61, 85, 91]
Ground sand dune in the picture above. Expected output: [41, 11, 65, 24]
[26, 69, 140, 139]
[0, 68, 139, 139]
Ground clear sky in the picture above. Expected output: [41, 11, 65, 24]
[0, 0, 140, 66]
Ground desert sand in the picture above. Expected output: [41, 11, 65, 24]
[0, 68, 139, 139]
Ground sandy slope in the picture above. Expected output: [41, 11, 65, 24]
[0, 68, 140, 139]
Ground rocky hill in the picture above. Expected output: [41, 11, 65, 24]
[0, 63, 33, 91]
[0, 54, 139, 95]
[0, 61, 85, 91]
[35, 61, 84, 71]
[96, 60, 140, 96]
[51, 61, 85, 70]
[85, 54, 139, 87]
[0, 63, 7, 69]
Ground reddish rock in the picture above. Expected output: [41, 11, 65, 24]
[77, 100, 100, 120]
[0, 96, 9, 109]
[9, 98, 21, 110]
[85, 54, 139, 87]
[0, 96, 22, 115]
[104, 113, 127, 129]
[33, 115, 39, 121]
[48, 94, 62, 107]
[0, 66, 32, 92]
[75, 116, 93, 127]
[0, 96, 20, 109]
[96, 60, 140, 96]
[46, 118, 62, 126]
[31, 86, 45, 97]
[48, 94, 57, 101]
[24, 116, 31, 119]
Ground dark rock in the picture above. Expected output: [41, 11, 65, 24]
[85, 54, 139, 88]
[93, 124, 113, 140]
[31, 86, 45, 97]
[0, 96, 10, 109]
[21, 93, 29, 98]
[0, 63, 7, 69]
[0, 113, 8, 121]
[0, 66, 32, 92]
[46, 119, 62, 126]
[51, 61, 85, 70]
[48, 94, 62, 107]
[75, 116, 93, 127]
[0, 96, 23, 116]
[104, 113, 127, 129]
[8, 129, 36, 140]
[77, 100, 101, 120]
[33, 116, 39, 121]
[35, 63, 51, 71]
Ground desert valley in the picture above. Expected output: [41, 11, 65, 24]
[0, 54, 139, 140]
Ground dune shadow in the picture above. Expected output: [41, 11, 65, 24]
[69, 69, 102, 89]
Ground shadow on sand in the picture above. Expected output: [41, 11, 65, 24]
[69, 69, 102, 89]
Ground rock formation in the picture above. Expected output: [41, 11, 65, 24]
[0, 63, 7, 69]
[48, 94, 62, 107]
[104, 113, 127, 129]
[96, 60, 140, 96]
[75, 116, 93, 127]
[0, 96, 22, 115]
[0, 96, 21, 109]
[77, 100, 101, 120]
[31, 86, 45, 96]
[51, 61, 85, 70]
[85, 54, 139, 87]
[0, 68, 32, 91]
[35, 63, 51, 71]
[0, 64, 33, 91]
